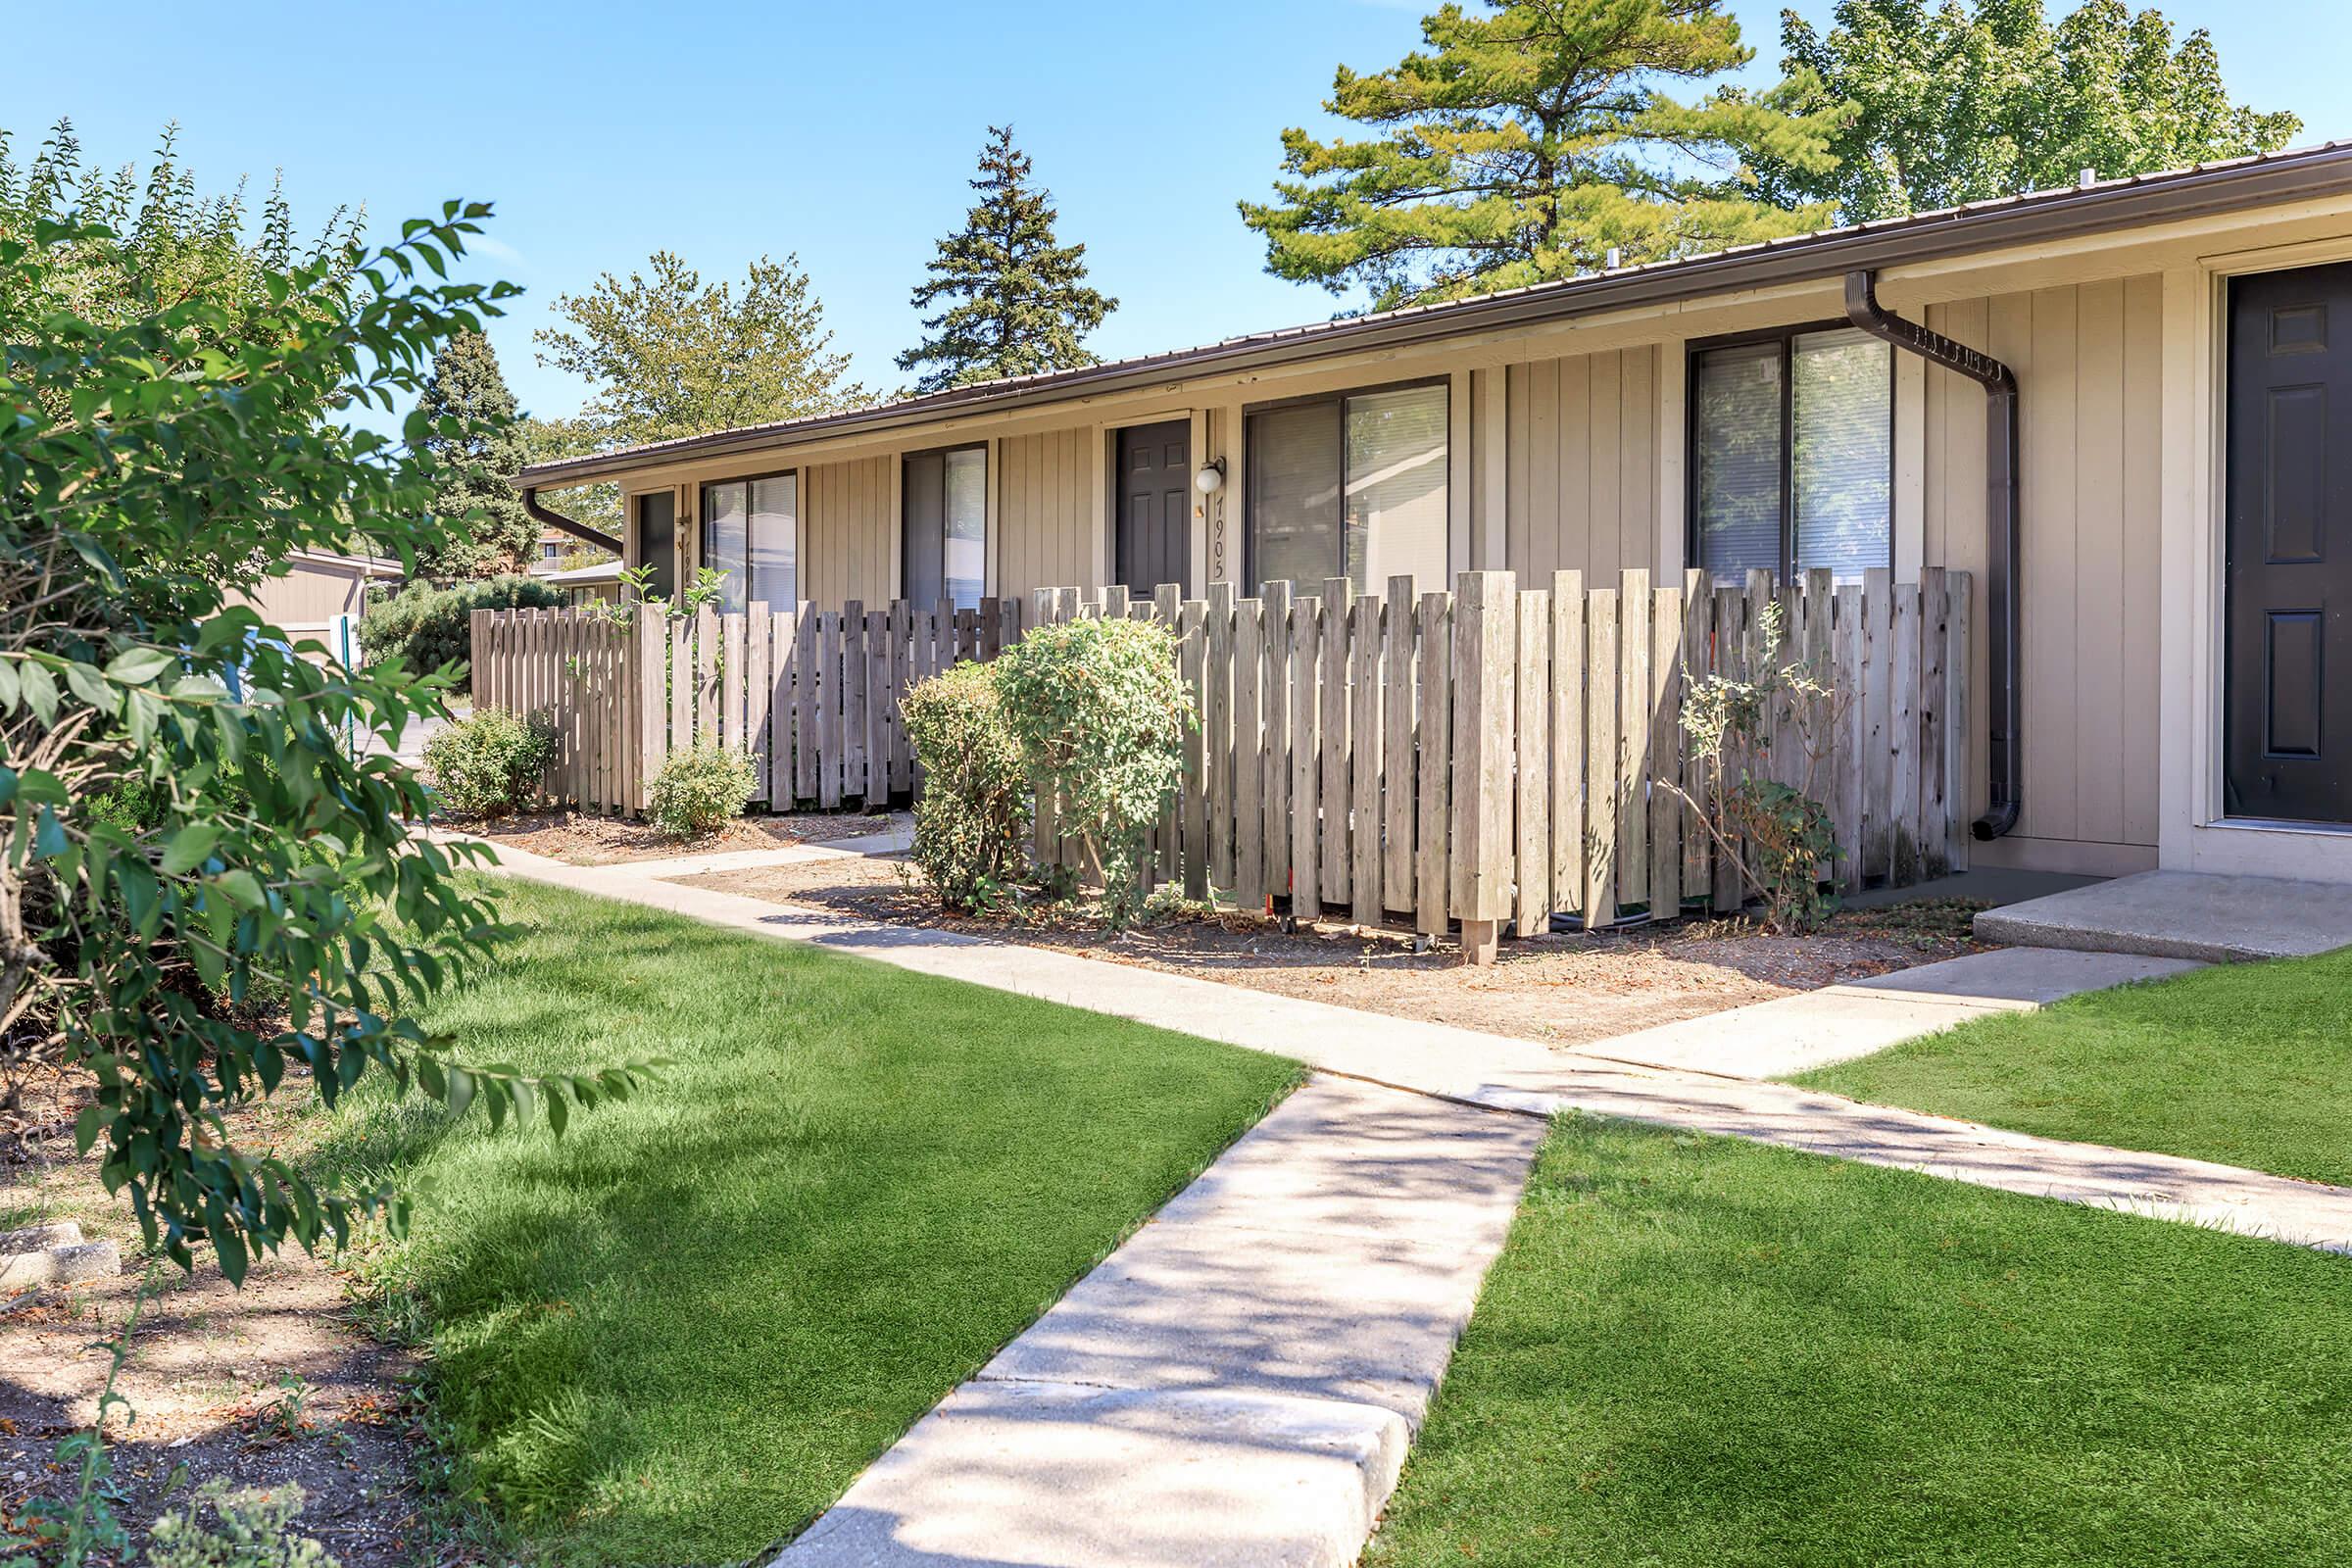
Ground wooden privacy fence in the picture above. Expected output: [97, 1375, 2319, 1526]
[467, 597, 1024, 815]
[1027, 566, 1970, 956]
[469, 565, 1968, 954]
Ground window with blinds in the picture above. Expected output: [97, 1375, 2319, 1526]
[1691, 326, 1891, 583]
[700, 474, 798, 612]
[1248, 382, 1447, 594]
[904, 446, 987, 610]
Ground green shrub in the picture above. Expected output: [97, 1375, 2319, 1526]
[647, 743, 759, 838]
[991, 615, 1189, 928]
[358, 574, 561, 691]
[145, 1481, 337, 1568]
[903, 662, 1031, 910]
[422, 708, 557, 818]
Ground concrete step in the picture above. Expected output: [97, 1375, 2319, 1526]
[1975, 870, 2352, 963]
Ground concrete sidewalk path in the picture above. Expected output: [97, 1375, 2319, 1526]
[777, 1075, 1543, 1568]
[482, 841, 2352, 1255]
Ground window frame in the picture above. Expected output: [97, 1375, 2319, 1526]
[1242, 374, 1450, 594]
[698, 466, 801, 611]
[900, 441, 990, 609]
[1684, 319, 1897, 585]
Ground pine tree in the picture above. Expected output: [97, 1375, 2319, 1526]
[1239, 0, 1844, 312]
[898, 126, 1117, 394]
[1754, 0, 2302, 222]
[414, 331, 535, 577]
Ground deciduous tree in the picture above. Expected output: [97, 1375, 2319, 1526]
[533, 251, 867, 449]
[1239, 0, 1843, 312]
[898, 125, 1116, 393]
[1753, 0, 2302, 220]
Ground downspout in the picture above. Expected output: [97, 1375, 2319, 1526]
[1843, 271, 2022, 841]
[521, 485, 624, 557]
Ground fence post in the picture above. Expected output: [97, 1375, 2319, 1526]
[1449, 569, 1515, 965]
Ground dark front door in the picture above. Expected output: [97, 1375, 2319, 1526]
[1116, 420, 1191, 596]
[2227, 264, 2352, 823]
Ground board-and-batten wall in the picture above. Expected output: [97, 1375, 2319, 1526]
[801, 455, 895, 607]
[1924, 275, 2162, 862]
[995, 427, 1097, 602]
[1503, 346, 1659, 581]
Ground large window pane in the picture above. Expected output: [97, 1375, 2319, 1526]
[904, 447, 988, 611]
[636, 491, 676, 602]
[1693, 341, 1785, 582]
[943, 447, 987, 609]
[1344, 384, 1449, 591]
[748, 473, 798, 609]
[1792, 328, 1891, 581]
[701, 480, 749, 612]
[1250, 401, 1344, 591]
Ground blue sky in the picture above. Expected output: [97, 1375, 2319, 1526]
[9, 0, 2345, 423]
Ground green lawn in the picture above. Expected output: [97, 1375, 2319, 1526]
[1793, 946, 2352, 1186]
[322, 878, 1298, 1565]
[1368, 1116, 2352, 1568]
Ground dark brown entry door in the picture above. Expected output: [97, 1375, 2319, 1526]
[1116, 420, 1191, 596]
[2227, 263, 2352, 823]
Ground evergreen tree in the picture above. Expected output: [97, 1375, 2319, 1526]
[414, 331, 535, 577]
[1240, 1, 1843, 312]
[1754, 0, 2302, 221]
[898, 126, 1116, 394]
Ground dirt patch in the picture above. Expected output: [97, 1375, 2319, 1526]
[675, 855, 1991, 1050]
[0, 1079, 451, 1568]
[451, 807, 908, 866]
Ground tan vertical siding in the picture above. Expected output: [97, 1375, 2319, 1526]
[803, 454, 895, 605]
[995, 426, 1095, 600]
[1504, 346, 1659, 580]
[232, 559, 371, 625]
[1924, 275, 2163, 851]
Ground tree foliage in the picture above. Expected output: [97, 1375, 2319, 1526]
[1754, 0, 2303, 221]
[533, 250, 868, 450]
[898, 125, 1116, 394]
[1, 195, 646, 1281]
[1239, 0, 1843, 312]
[411, 330, 534, 577]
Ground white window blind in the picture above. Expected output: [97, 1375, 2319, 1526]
[1693, 340, 1785, 582]
[1345, 384, 1450, 590]
[1792, 328, 1892, 581]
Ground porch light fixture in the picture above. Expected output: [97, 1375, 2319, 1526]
[1194, 457, 1227, 496]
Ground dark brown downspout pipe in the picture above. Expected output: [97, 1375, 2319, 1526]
[521, 485, 624, 556]
[1844, 271, 2022, 841]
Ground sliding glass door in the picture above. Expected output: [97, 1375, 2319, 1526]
[699, 473, 798, 612]
[1247, 381, 1448, 594]
[904, 445, 987, 609]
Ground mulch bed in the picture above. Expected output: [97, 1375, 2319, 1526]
[676, 854, 1992, 1051]
[0, 1076, 454, 1568]
[450, 807, 906, 866]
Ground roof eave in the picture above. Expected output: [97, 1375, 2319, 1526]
[520, 143, 2352, 488]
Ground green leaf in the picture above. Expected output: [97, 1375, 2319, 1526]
[213, 868, 266, 908]
[32, 806, 67, 860]
[161, 823, 220, 875]
[105, 647, 177, 685]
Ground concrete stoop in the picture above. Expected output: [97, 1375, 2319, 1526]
[1974, 869, 2352, 963]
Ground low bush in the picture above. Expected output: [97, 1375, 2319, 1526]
[422, 708, 556, 818]
[145, 1481, 337, 1568]
[358, 574, 562, 690]
[647, 743, 759, 838]
[902, 662, 1031, 909]
[991, 615, 1189, 928]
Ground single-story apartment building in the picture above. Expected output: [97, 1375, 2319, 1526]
[225, 547, 402, 662]
[518, 141, 2352, 886]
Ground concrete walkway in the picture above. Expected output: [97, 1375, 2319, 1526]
[465, 839, 2352, 1565]
[1978, 868, 2352, 962]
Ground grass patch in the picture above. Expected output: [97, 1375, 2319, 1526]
[1367, 1116, 2352, 1567]
[1792, 946, 2352, 1185]
[323, 877, 1298, 1564]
